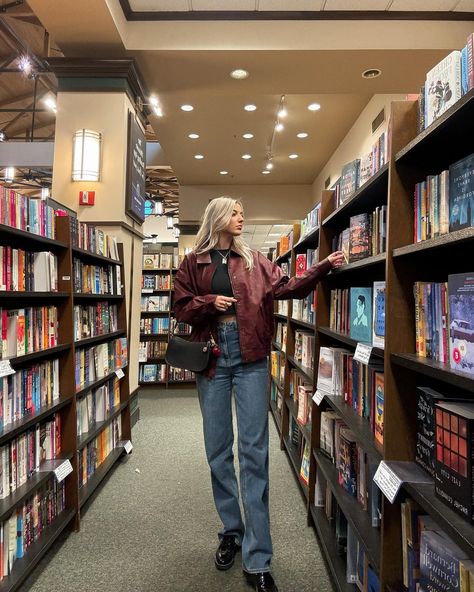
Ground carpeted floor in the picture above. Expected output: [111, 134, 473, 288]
[22, 390, 333, 592]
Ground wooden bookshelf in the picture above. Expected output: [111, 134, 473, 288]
[0, 213, 132, 589]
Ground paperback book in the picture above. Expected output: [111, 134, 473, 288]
[425, 50, 462, 128]
[448, 273, 474, 377]
[349, 287, 373, 344]
[448, 153, 474, 233]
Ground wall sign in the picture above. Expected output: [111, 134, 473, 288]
[125, 111, 146, 224]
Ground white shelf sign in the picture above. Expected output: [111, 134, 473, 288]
[115, 368, 125, 379]
[54, 459, 73, 483]
[123, 440, 133, 454]
[312, 390, 325, 406]
[142, 289, 153, 294]
[0, 360, 15, 378]
[373, 461, 403, 503]
[354, 343, 373, 365]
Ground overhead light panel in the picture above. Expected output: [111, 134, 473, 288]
[181, 104, 194, 111]
[231, 69, 249, 79]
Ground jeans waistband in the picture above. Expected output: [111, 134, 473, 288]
[217, 320, 238, 332]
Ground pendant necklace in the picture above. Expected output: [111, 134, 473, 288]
[216, 248, 230, 265]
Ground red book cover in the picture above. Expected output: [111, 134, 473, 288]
[295, 254, 307, 277]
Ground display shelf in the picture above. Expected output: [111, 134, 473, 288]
[282, 436, 308, 500]
[0, 397, 72, 447]
[324, 395, 383, 462]
[0, 223, 68, 251]
[329, 253, 386, 274]
[8, 343, 70, 368]
[77, 400, 129, 450]
[391, 353, 474, 391]
[73, 293, 123, 300]
[310, 505, 356, 592]
[322, 164, 389, 227]
[286, 398, 311, 444]
[287, 355, 314, 383]
[318, 327, 384, 359]
[293, 226, 320, 251]
[72, 245, 122, 266]
[74, 330, 126, 348]
[269, 400, 282, 434]
[79, 447, 124, 508]
[289, 317, 315, 331]
[0, 508, 76, 592]
[314, 450, 380, 573]
[392, 227, 474, 258]
[75, 369, 124, 399]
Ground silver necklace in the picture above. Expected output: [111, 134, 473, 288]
[216, 248, 230, 265]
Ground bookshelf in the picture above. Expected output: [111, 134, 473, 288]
[139, 247, 195, 388]
[269, 94, 474, 592]
[0, 211, 132, 590]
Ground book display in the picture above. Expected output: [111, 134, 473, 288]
[139, 246, 194, 388]
[0, 204, 132, 590]
[268, 89, 474, 592]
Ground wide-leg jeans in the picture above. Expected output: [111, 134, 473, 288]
[195, 321, 272, 573]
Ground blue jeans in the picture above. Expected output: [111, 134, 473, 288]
[195, 321, 272, 573]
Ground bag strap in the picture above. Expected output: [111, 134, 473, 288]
[171, 319, 216, 346]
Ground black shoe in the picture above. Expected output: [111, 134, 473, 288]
[244, 571, 279, 592]
[215, 535, 240, 570]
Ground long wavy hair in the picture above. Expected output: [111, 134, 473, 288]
[194, 196, 254, 270]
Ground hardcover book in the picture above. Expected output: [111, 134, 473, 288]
[448, 273, 474, 376]
[338, 427, 358, 497]
[372, 281, 386, 349]
[420, 527, 468, 592]
[425, 50, 462, 128]
[349, 214, 370, 262]
[374, 373, 384, 446]
[316, 347, 335, 396]
[448, 153, 474, 233]
[349, 287, 373, 344]
[340, 159, 361, 204]
[295, 254, 307, 277]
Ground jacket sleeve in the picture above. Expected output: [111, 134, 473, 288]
[173, 256, 218, 325]
[272, 257, 332, 300]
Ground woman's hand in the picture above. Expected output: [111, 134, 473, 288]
[327, 251, 345, 268]
[214, 295, 238, 312]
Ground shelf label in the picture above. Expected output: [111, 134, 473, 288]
[312, 390, 325, 406]
[0, 360, 15, 378]
[123, 440, 133, 454]
[54, 459, 73, 483]
[373, 461, 403, 503]
[138, 354, 147, 363]
[115, 368, 125, 379]
[62, 275, 71, 281]
[354, 343, 373, 365]
[142, 289, 153, 294]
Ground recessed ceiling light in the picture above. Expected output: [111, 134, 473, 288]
[243, 133, 254, 139]
[297, 132, 309, 139]
[362, 68, 382, 79]
[220, 170, 228, 175]
[188, 133, 199, 139]
[181, 104, 194, 111]
[194, 154, 204, 159]
[244, 104, 257, 112]
[275, 122, 284, 132]
[289, 154, 299, 159]
[262, 170, 271, 175]
[307, 102, 321, 111]
[231, 69, 249, 79]
[242, 154, 252, 160]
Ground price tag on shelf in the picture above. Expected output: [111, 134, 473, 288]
[54, 459, 73, 483]
[354, 343, 373, 365]
[123, 440, 133, 454]
[373, 461, 403, 504]
[0, 360, 15, 378]
[142, 289, 153, 294]
[312, 390, 325, 406]
[115, 368, 125, 379]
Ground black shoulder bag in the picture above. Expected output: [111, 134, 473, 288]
[165, 321, 217, 373]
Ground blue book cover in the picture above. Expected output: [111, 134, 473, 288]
[448, 273, 474, 376]
[461, 45, 468, 95]
[367, 567, 380, 592]
[350, 287, 373, 344]
[420, 528, 468, 592]
[449, 153, 474, 232]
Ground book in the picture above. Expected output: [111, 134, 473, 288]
[448, 273, 474, 377]
[299, 440, 310, 486]
[449, 153, 474, 233]
[349, 214, 370, 262]
[295, 254, 307, 277]
[425, 50, 462, 128]
[374, 373, 384, 446]
[349, 287, 373, 344]
[434, 401, 474, 523]
[316, 347, 335, 396]
[372, 281, 385, 349]
[338, 427, 358, 497]
[340, 159, 361, 204]
[420, 526, 468, 592]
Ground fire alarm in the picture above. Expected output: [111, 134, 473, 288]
[79, 191, 95, 206]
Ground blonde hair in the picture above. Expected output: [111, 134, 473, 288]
[194, 196, 254, 270]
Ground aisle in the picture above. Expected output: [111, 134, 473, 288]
[24, 391, 333, 592]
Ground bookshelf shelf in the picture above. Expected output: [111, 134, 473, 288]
[0, 292, 69, 300]
[271, 376, 284, 393]
[294, 226, 320, 251]
[72, 246, 122, 266]
[282, 436, 308, 501]
[314, 450, 381, 573]
[269, 400, 282, 433]
[139, 333, 169, 340]
[139, 357, 166, 363]
[325, 395, 383, 462]
[74, 330, 126, 348]
[77, 401, 129, 450]
[287, 355, 313, 383]
[391, 353, 474, 391]
[142, 268, 172, 273]
[322, 164, 389, 228]
[140, 310, 170, 316]
[286, 398, 312, 443]
[141, 289, 170, 294]
[276, 248, 292, 263]
[73, 293, 123, 300]
[139, 380, 167, 386]
[8, 343, 70, 368]
[274, 313, 288, 322]
[392, 227, 474, 258]
[329, 253, 386, 274]
[75, 369, 125, 399]
[309, 505, 356, 592]
[0, 223, 68, 251]
[79, 447, 124, 508]
[289, 317, 315, 331]
[0, 397, 72, 447]
[318, 327, 384, 359]
[0, 508, 76, 592]
[272, 340, 282, 352]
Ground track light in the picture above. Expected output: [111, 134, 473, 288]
[19, 56, 32, 75]
[275, 122, 284, 132]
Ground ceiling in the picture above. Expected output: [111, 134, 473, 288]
[242, 222, 293, 253]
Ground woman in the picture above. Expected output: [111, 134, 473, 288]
[173, 197, 344, 592]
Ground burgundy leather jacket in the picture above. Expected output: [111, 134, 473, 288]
[173, 248, 332, 377]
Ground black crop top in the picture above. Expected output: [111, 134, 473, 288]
[210, 249, 236, 314]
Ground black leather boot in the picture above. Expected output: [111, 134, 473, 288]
[244, 571, 279, 591]
[215, 535, 240, 570]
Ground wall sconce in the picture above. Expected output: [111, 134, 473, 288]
[72, 129, 102, 181]
[167, 216, 174, 230]
[154, 200, 164, 216]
